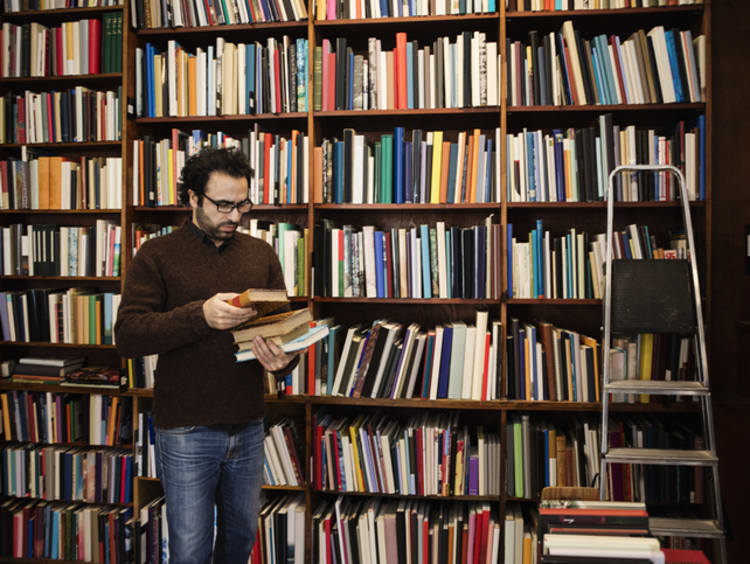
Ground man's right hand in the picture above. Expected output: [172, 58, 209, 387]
[203, 293, 258, 330]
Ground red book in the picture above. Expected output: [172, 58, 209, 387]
[324, 515, 332, 564]
[396, 32, 407, 109]
[481, 332, 491, 400]
[327, 51, 336, 111]
[120, 455, 127, 502]
[88, 19, 101, 75]
[609, 35, 628, 104]
[460, 524, 469, 564]
[273, 48, 281, 113]
[16, 95, 25, 144]
[55, 27, 63, 77]
[321, 39, 330, 111]
[663, 549, 710, 564]
[476, 506, 489, 564]
[415, 427, 424, 495]
[561, 37, 579, 105]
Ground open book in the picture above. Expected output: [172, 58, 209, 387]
[234, 325, 330, 363]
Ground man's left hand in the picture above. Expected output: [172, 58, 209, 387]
[251, 337, 299, 373]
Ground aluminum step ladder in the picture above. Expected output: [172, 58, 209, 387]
[599, 165, 727, 564]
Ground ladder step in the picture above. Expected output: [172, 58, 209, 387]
[604, 380, 709, 396]
[649, 517, 724, 539]
[604, 448, 717, 466]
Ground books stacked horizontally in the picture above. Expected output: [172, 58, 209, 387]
[229, 288, 329, 363]
[9, 356, 85, 384]
[540, 500, 661, 564]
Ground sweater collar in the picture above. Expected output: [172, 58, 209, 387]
[185, 220, 233, 253]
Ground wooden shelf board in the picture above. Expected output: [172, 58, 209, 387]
[131, 204, 308, 211]
[136, 113, 306, 123]
[508, 103, 705, 112]
[137, 20, 308, 36]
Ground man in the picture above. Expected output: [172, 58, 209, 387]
[115, 148, 297, 564]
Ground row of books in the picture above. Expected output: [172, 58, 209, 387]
[1, 444, 133, 504]
[314, 0, 497, 19]
[0, 498, 133, 562]
[250, 494, 304, 564]
[316, 33, 500, 112]
[507, 221, 686, 301]
[610, 333, 694, 403]
[136, 495, 167, 564]
[0, 389, 131, 446]
[512, 0, 702, 11]
[0, 156, 123, 211]
[133, 411, 155, 480]
[605, 416, 704, 505]
[3, 0, 122, 10]
[136, 36, 309, 118]
[507, 115, 705, 203]
[131, 225, 175, 257]
[0, 288, 121, 345]
[0, 221, 122, 277]
[133, 127, 309, 208]
[132, 0, 307, 30]
[506, 318, 600, 403]
[312, 497, 502, 564]
[0, 87, 123, 144]
[263, 419, 304, 487]
[1, 14, 123, 77]
[317, 127, 501, 205]
[313, 410, 501, 496]
[506, 415, 600, 499]
[505, 503, 536, 564]
[507, 22, 705, 107]
[314, 218, 501, 300]
[241, 222, 308, 296]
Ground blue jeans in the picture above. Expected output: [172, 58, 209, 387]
[155, 420, 264, 564]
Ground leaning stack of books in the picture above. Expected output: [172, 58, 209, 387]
[228, 288, 329, 363]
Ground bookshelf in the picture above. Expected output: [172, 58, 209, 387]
[2, 0, 719, 562]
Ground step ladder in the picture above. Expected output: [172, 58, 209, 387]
[598, 165, 727, 564]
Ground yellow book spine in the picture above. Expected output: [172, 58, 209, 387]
[639, 333, 654, 403]
[430, 131, 443, 203]
[349, 420, 366, 492]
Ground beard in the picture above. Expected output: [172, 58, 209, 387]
[195, 204, 238, 243]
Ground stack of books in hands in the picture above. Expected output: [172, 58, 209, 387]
[229, 288, 329, 363]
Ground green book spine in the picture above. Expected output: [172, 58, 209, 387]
[313, 46, 322, 111]
[514, 419, 524, 497]
[381, 134, 393, 203]
[115, 13, 123, 73]
[374, 141, 381, 203]
[429, 227, 439, 296]
[297, 231, 305, 296]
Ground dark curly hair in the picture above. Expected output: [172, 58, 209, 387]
[179, 147, 253, 205]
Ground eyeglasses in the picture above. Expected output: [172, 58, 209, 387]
[202, 193, 253, 214]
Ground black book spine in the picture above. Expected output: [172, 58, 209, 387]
[530, 30, 540, 105]
[572, 30, 595, 105]
[335, 38, 347, 110]
[462, 31, 471, 107]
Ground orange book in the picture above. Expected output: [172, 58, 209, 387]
[107, 396, 119, 446]
[439, 140, 451, 203]
[37, 156, 50, 209]
[188, 55, 197, 115]
[48, 156, 63, 209]
[313, 146, 323, 203]
[396, 33, 408, 110]
[469, 129, 480, 203]
[95, 297, 102, 345]
[0, 394, 11, 440]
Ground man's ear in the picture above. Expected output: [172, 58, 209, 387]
[187, 189, 198, 208]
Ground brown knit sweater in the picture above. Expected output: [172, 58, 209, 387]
[114, 222, 287, 428]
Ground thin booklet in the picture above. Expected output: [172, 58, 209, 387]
[235, 325, 330, 363]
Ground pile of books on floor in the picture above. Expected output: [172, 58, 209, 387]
[228, 288, 329, 362]
[540, 499, 663, 563]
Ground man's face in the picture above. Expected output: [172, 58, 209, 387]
[189, 172, 249, 246]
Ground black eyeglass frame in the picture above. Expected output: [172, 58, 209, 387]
[201, 193, 254, 214]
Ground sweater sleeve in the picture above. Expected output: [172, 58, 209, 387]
[114, 245, 216, 358]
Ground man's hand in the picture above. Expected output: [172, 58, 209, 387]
[203, 293, 257, 330]
[251, 337, 299, 373]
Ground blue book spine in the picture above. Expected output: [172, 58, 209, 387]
[125, 456, 133, 502]
[437, 327, 453, 399]
[146, 43, 155, 117]
[553, 130, 565, 201]
[530, 325, 537, 399]
[596, 35, 616, 104]
[246, 44, 255, 114]
[51, 511, 59, 559]
[488, 0, 495, 13]
[531, 229, 539, 298]
[393, 127, 405, 204]
[664, 30, 684, 103]
[556, 33, 574, 104]
[380, 0, 389, 17]
[420, 224, 432, 298]
[536, 219, 544, 298]
[374, 231, 385, 297]
[333, 141, 345, 203]
[590, 45, 607, 105]
[507, 223, 513, 298]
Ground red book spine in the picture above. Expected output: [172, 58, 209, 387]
[609, 35, 628, 105]
[481, 332, 491, 400]
[56, 27, 63, 77]
[17, 95, 26, 144]
[477, 508, 489, 564]
[321, 40, 329, 111]
[327, 52, 336, 111]
[120, 455, 127, 502]
[415, 427, 424, 495]
[88, 19, 100, 75]
[396, 32, 407, 109]
[562, 38, 579, 105]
